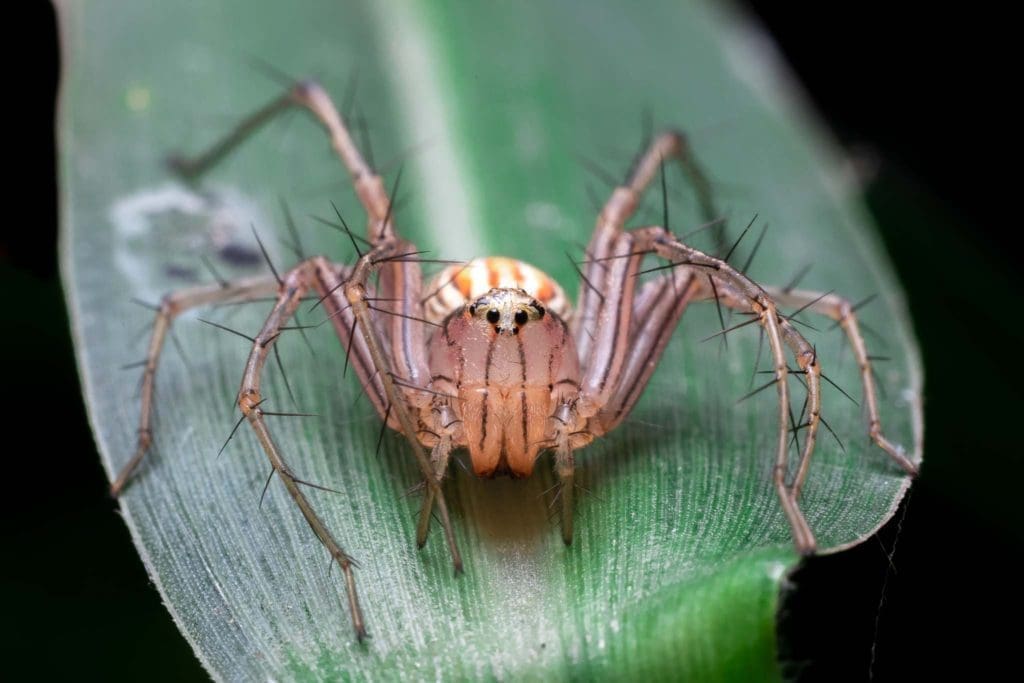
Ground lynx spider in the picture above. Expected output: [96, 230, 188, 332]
[110, 80, 919, 640]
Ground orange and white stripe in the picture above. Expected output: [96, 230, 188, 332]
[424, 257, 571, 323]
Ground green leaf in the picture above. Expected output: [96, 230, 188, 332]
[59, 1, 922, 680]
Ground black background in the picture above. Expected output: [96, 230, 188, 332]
[5, 3, 1018, 680]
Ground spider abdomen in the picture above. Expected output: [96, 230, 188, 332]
[424, 257, 571, 324]
[427, 290, 581, 478]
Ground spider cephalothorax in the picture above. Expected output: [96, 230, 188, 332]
[425, 280, 580, 479]
[111, 79, 918, 640]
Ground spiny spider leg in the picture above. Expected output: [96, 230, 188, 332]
[171, 80, 392, 235]
[340, 241, 464, 572]
[110, 273, 280, 496]
[111, 257, 383, 640]
[571, 224, 819, 551]
[596, 266, 701, 432]
[233, 251, 463, 640]
[655, 269, 916, 548]
[236, 259, 370, 639]
[573, 130, 718, 355]
[763, 286, 919, 490]
[644, 232, 827, 552]
[575, 210, 915, 555]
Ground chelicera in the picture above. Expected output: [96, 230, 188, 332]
[110, 80, 918, 641]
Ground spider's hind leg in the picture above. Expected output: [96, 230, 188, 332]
[342, 242, 465, 574]
[648, 239, 828, 553]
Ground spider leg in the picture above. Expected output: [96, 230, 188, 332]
[574, 131, 720, 356]
[423, 406, 459, 482]
[110, 273, 282, 496]
[342, 243, 464, 574]
[595, 268, 702, 433]
[553, 406, 577, 545]
[550, 230, 648, 543]
[112, 255, 408, 639]
[413, 380, 464, 547]
[649, 234, 824, 553]
[169, 79, 397, 242]
[569, 130, 909, 555]
[231, 249, 461, 637]
[234, 259, 375, 639]
[567, 128, 719, 543]
[365, 240, 463, 556]
[548, 225, 679, 541]
[578, 226, 732, 418]
[763, 286, 919, 489]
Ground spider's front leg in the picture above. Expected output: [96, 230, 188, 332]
[235, 258, 372, 638]
[230, 246, 464, 640]
[570, 226, 824, 551]
[553, 225, 702, 544]
[650, 236, 907, 554]
[573, 130, 719, 357]
[763, 286, 919, 487]
[340, 240, 464, 573]
[114, 255, 387, 640]
[567, 128, 915, 555]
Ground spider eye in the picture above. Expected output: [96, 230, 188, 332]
[535, 306, 545, 318]
[469, 304, 477, 316]
[514, 310, 528, 326]
[486, 309, 500, 324]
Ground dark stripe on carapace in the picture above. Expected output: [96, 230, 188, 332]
[517, 331, 528, 456]
[547, 316, 566, 391]
[480, 335, 496, 452]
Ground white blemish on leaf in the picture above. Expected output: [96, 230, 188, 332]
[109, 183, 273, 303]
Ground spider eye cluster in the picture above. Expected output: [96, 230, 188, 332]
[468, 290, 546, 335]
